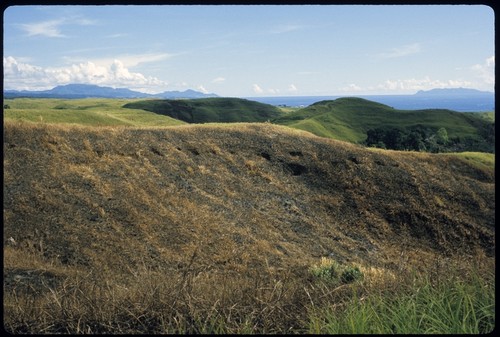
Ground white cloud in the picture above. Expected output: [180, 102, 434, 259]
[252, 84, 264, 94]
[339, 83, 363, 92]
[20, 19, 66, 37]
[331, 76, 481, 95]
[211, 77, 225, 83]
[471, 56, 495, 85]
[105, 33, 128, 39]
[377, 76, 473, 92]
[197, 85, 209, 94]
[288, 84, 298, 92]
[378, 43, 421, 59]
[18, 17, 97, 38]
[3, 56, 167, 93]
[64, 52, 172, 68]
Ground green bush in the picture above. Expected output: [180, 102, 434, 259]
[310, 258, 363, 285]
[340, 266, 363, 283]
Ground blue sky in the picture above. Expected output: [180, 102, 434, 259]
[3, 5, 495, 96]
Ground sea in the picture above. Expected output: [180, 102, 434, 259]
[245, 94, 495, 112]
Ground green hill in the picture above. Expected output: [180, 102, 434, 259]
[4, 97, 494, 153]
[3, 98, 186, 127]
[272, 97, 494, 152]
[123, 97, 283, 123]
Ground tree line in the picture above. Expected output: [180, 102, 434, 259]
[364, 124, 494, 153]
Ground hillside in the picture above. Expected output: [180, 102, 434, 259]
[123, 97, 283, 123]
[272, 97, 494, 151]
[3, 98, 186, 127]
[3, 121, 495, 333]
[4, 121, 494, 272]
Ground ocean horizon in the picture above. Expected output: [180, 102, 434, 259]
[244, 94, 494, 112]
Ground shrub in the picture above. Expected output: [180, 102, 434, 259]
[310, 258, 363, 285]
[340, 266, 363, 283]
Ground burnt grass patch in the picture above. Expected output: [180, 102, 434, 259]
[3, 121, 495, 333]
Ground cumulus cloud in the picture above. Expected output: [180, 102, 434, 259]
[252, 84, 264, 94]
[471, 56, 495, 85]
[3, 56, 167, 92]
[288, 84, 298, 92]
[339, 83, 363, 92]
[377, 76, 472, 92]
[63, 52, 172, 68]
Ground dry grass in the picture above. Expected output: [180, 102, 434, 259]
[3, 120, 495, 333]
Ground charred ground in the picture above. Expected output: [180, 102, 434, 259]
[4, 121, 494, 275]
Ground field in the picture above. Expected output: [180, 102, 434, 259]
[2, 98, 495, 333]
[3, 98, 185, 126]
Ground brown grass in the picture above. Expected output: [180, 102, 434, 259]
[3, 120, 495, 333]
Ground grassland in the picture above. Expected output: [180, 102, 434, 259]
[3, 118, 495, 333]
[3, 98, 185, 126]
[5, 97, 493, 153]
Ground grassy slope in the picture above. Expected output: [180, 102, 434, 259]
[3, 98, 186, 126]
[3, 121, 495, 333]
[5, 97, 492, 147]
[4, 121, 494, 271]
[273, 97, 492, 143]
[123, 97, 283, 123]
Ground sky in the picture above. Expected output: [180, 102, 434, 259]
[3, 4, 495, 97]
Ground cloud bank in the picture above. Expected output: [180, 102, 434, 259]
[3, 56, 167, 93]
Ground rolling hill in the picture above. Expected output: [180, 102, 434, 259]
[272, 97, 494, 148]
[3, 97, 186, 127]
[123, 97, 283, 123]
[3, 121, 495, 333]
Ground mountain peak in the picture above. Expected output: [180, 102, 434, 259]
[4, 84, 218, 99]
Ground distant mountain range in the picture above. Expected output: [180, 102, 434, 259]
[3, 84, 219, 99]
[414, 88, 493, 96]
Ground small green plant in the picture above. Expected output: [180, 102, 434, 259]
[310, 258, 363, 284]
[340, 266, 363, 283]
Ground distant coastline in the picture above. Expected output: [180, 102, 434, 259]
[246, 94, 494, 112]
[4, 84, 494, 112]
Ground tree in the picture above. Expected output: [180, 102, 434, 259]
[436, 127, 449, 145]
